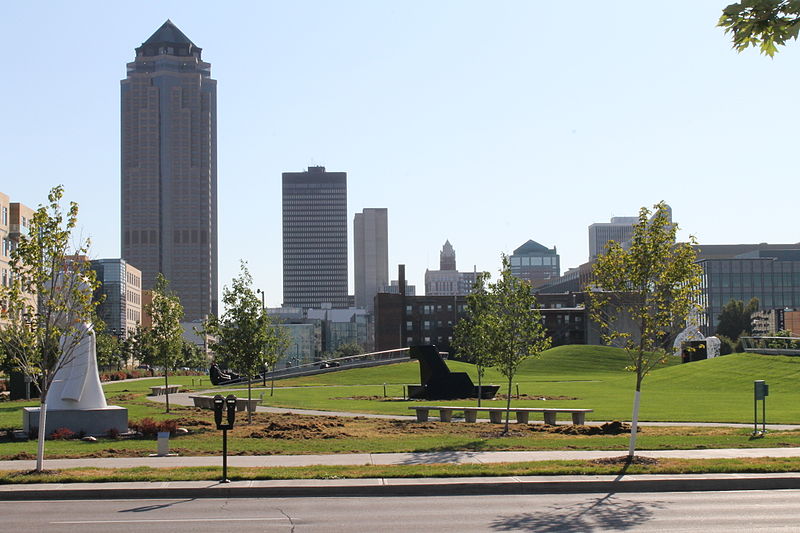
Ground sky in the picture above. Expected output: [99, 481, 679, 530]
[2, 2, 799, 308]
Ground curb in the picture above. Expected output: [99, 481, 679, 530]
[3, 474, 800, 500]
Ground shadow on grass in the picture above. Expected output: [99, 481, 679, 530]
[489, 492, 665, 532]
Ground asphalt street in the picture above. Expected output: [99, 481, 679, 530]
[4, 490, 800, 532]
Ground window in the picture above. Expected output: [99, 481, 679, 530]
[1, 207, 7, 225]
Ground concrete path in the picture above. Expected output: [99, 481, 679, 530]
[5, 447, 800, 472]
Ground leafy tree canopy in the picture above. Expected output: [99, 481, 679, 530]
[716, 297, 759, 341]
[719, 1, 800, 56]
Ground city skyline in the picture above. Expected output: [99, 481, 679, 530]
[3, 3, 800, 308]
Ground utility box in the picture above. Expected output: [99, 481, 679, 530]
[755, 380, 769, 400]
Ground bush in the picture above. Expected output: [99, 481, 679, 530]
[50, 427, 77, 440]
[129, 417, 179, 437]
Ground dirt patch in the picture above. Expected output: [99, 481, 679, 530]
[246, 413, 351, 440]
[335, 396, 410, 402]
[6, 451, 35, 460]
[494, 394, 579, 401]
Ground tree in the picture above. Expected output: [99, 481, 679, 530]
[0, 186, 99, 472]
[146, 273, 185, 413]
[719, 1, 800, 56]
[589, 201, 702, 459]
[203, 262, 285, 422]
[177, 340, 208, 370]
[333, 342, 363, 358]
[453, 272, 494, 406]
[465, 257, 551, 433]
[716, 298, 759, 341]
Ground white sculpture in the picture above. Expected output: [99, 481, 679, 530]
[47, 321, 108, 410]
[705, 336, 721, 359]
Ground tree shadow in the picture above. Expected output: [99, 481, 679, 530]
[489, 492, 665, 532]
[119, 498, 197, 513]
[398, 447, 484, 464]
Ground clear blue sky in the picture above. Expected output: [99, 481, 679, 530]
[2, 2, 798, 307]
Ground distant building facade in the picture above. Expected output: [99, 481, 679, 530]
[588, 216, 638, 259]
[0, 192, 34, 326]
[424, 240, 483, 296]
[121, 20, 218, 321]
[353, 208, 388, 312]
[90, 259, 142, 339]
[282, 166, 348, 309]
[509, 240, 560, 288]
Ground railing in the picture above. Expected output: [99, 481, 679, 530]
[740, 336, 800, 356]
[263, 347, 415, 380]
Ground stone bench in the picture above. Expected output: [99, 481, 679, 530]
[189, 395, 261, 412]
[149, 385, 181, 396]
[409, 406, 592, 425]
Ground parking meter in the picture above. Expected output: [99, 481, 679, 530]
[213, 395, 225, 429]
[225, 394, 237, 428]
[213, 394, 237, 483]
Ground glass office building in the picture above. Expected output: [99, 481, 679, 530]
[699, 250, 800, 335]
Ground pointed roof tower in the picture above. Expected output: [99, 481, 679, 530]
[136, 20, 202, 58]
[440, 240, 456, 271]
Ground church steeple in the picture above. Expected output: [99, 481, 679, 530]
[136, 20, 202, 58]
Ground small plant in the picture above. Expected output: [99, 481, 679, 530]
[129, 418, 178, 437]
[49, 427, 77, 440]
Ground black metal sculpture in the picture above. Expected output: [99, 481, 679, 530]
[209, 363, 244, 386]
[407, 345, 499, 400]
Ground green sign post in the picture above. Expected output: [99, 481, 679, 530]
[754, 380, 768, 435]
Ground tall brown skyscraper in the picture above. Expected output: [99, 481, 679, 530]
[121, 20, 217, 321]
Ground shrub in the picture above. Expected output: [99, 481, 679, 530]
[50, 427, 77, 440]
[130, 417, 179, 437]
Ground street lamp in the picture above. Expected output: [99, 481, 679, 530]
[256, 288, 266, 385]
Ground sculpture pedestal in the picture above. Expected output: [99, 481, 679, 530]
[22, 406, 128, 437]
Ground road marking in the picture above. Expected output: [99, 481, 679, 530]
[53, 517, 285, 524]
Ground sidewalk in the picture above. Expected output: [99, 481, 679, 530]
[3, 448, 800, 499]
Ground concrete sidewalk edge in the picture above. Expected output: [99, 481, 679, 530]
[3, 474, 800, 500]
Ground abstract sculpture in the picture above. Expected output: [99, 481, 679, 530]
[407, 345, 499, 400]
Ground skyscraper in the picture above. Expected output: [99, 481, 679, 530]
[354, 208, 388, 312]
[121, 20, 217, 321]
[282, 166, 348, 309]
[588, 216, 637, 259]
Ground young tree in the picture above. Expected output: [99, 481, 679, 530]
[203, 262, 285, 422]
[453, 272, 494, 406]
[0, 186, 98, 472]
[487, 257, 551, 433]
[589, 201, 701, 459]
[146, 273, 185, 413]
[716, 297, 759, 341]
[719, 1, 800, 56]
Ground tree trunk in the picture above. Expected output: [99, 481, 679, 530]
[270, 366, 275, 397]
[477, 367, 483, 407]
[36, 396, 47, 472]
[247, 377, 253, 424]
[164, 366, 170, 413]
[504, 374, 513, 434]
[628, 384, 642, 458]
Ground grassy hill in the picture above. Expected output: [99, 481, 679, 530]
[256, 346, 800, 424]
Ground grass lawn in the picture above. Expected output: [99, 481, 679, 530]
[1, 345, 799, 466]
[231, 346, 800, 424]
[7, 456, 800, 484]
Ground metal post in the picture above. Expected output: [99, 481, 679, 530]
[762, 395, 766, 434]
[221, 428, 229, 483]
[754, 391, 758, 434]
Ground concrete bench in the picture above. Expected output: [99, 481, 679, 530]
[189, 395, 261, 412]
[409, 406, 592, 425]
[149, 385, 181, 396]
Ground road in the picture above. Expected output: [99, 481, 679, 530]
[4, 490, 799, 532]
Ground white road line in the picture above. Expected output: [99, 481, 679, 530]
[53, 517, 285, 524]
